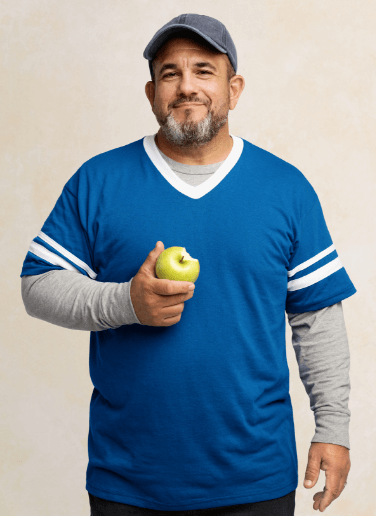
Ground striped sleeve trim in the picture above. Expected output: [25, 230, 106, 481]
[287, 243, 336, 277]
[287, 256, 343, 292]
[27, 230, 97, 279]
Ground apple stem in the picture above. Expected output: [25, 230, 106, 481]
[179, 255, 184, 263]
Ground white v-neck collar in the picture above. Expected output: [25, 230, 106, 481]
[143, 133, 244, 200]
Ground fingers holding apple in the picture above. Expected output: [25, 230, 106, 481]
[129, 242, 199, 327]
[155, 246, 200, 283]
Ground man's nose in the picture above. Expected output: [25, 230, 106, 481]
[175, 72, 199, 97]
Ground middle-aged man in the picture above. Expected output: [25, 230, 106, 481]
[21, 13, 356, 516]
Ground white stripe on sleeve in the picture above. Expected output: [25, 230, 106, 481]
[288, 244, 336, 278]
[27, 231, 97, 279]
[287, 257, 343, 292]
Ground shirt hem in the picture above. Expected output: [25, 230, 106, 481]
[86, 476, 298, 511]
[286, 285, 357, 313]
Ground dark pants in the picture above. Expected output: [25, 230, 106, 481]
[89, 489, 295, 516]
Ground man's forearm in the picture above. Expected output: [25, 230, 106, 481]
[21, 269, 141, 331]
[287, 301, 351, 449]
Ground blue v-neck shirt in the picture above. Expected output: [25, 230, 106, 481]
[20, 134, 356, 510]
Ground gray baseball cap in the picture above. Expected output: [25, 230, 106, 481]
[143, 13, 237, 79]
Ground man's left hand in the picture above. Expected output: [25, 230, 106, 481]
[303, 442, 351, 512]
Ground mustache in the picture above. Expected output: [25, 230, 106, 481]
[171, 98, 208, 108]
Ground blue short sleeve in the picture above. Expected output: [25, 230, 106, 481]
[20, 171, 97, 279]
[285, 195, 356, 312]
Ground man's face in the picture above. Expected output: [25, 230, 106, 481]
[147, 37, 232, 148]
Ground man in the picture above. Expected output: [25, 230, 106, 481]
[21, 13, 355, 516]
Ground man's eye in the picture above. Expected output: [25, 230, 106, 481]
[163, 71, 212, 78]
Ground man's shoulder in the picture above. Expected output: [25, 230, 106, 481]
[240, 136, 313, 189]
[82, 136, 145, 170]
[241, 137, 300, 173]
[64, 136, 146, 194]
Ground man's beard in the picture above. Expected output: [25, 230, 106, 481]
[153, 95, 230, 148]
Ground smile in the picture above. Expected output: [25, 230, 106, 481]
[174, 103, 204, 107]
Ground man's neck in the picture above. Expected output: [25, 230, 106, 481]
[154, 129, 233, 165]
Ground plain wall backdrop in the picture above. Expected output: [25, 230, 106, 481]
[1, 1, 375, 514]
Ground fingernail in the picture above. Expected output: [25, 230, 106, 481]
[189, 284, 195, 290]
[305, 480, 312, 487]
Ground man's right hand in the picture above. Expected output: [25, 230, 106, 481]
[130, 241, 195, 326]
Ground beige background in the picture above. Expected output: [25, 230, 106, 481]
[1, 1, 375, 514]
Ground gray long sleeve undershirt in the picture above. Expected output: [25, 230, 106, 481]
[21, 144, 351, 450]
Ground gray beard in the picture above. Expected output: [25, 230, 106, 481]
[154, 105, 229, 148]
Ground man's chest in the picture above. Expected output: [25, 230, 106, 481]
[91, 175, 294, 293]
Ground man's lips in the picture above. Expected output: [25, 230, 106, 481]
[174, 103, 205, 107]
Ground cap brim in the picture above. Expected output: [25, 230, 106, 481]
[143, 24, 227, 61]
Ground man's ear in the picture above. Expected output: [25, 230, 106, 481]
[229, 75, 245, 111]
[145, 81, 155, 109]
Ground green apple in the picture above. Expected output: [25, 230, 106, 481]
[155, 246, 200, 283]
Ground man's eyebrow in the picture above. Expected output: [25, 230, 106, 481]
[158, 61, 218, 77]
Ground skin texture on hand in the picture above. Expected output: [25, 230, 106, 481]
[303, 442, 350, 512]
[130, 241, 195, 326]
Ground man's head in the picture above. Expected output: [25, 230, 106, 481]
[145, 30, 245, 149]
